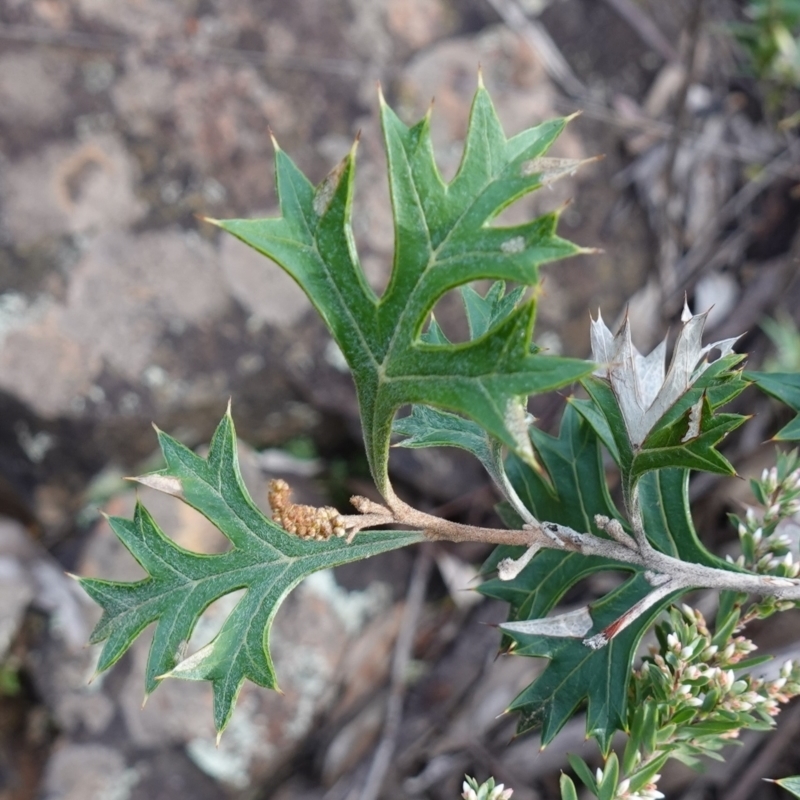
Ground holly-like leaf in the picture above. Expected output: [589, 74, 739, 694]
[589, 304, 741, 450]
[214, 85, 592, 492]
[773, 776, 800, 798]
[633, 393, 746, 478]
[461, 281, 528, 341]
[394, 281, 539, 482]
[746, 371, 800, 440]
[79, 411, 422, 734]
[393, 405, 493, 468]
[479, 405, 729, 749]
[579, 344, 748, 487]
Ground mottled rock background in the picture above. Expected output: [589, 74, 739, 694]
[1, 1, 799, 799]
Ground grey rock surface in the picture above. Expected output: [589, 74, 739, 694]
[0, 1, 699, 797]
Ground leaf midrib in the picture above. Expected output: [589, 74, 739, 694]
[380, 139, 513, 370]
[283, 164, 381, 373]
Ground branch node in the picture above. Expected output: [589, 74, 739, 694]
[498, 543, 542, 580]
[645, 570, 673, 587]
[351, 495, 391, 516]
[534, 521, 567, 547]
[594, 514, 637, 548]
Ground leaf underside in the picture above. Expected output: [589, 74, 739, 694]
[80, 411, 422, 733]
[215, 84, 592, 491]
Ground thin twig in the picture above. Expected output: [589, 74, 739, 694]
[601, 0, 679, 62]
[483, 0, 587, 99]
[659, 0, 705, 297]
[667, 147, 795, 303]
[359, 545, 434, 800]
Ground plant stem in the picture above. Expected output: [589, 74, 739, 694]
[346, 488, 800, 621]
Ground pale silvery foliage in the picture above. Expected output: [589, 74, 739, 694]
[590, 301, 740, 447]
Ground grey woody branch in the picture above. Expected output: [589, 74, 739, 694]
[344, 487, 800, 608]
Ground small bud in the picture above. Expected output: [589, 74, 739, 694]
[720, 642, 736, 661]
[685, 696, 704, 707]
[684, 666, 700, 680]
[719, 670, 735, 691]
[701, 645, 718, 661]
[462, 783, 478, 800]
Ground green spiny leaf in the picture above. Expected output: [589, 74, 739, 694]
[80, 410, 422, 734]
[579, 376, 634, 475]
[393, 406, 494, 471]
[746, 371, 800, 440]
[393, 282, 540, 482]
[461, 281, 527, 340]
[215, 86, 592, 492]
[633, 394, 747, 478]
[480, 405, 734, 749]
[773, 776, 800, 798]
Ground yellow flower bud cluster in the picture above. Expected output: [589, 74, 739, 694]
[268, 479, 346, 540]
